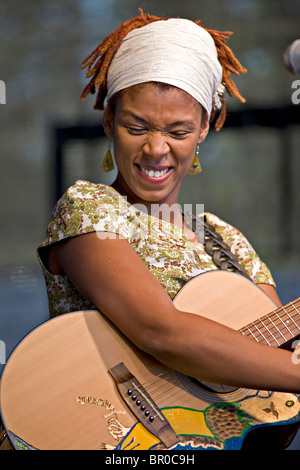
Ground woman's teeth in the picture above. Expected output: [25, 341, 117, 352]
[140, 167, 169, 178]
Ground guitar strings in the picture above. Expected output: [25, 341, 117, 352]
[240, 298, 300, 347]
[131, 368, 188, 409]
[136, 369, 205, 410]
[134, 299, 300, 411]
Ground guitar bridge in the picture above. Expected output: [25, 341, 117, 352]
[109, 362, 179, 448]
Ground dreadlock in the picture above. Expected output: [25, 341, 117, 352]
[80, 8, 247, 131]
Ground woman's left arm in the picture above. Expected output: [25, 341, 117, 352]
[257, 284, 282, 307]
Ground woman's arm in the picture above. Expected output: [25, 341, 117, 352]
[49, 232, 300, 393]
[257, 283, 282, 307]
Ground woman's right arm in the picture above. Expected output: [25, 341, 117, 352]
[48, 232, 300, 393]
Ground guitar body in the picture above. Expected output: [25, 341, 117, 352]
[1, 271, 300, 450]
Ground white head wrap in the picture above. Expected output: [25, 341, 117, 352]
[107, 18, 224, 117]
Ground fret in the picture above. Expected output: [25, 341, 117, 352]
[282, 301, 300, 334]
[245, 316, 287, 347]
[265, 312, 294, 343]
[240, 325, 259, 342]
[290, 301, 300, 324]
[291, 298, 300, 311]
[266, 301, 300, 345]
[240, 297, 300, 348]
[240, 323, 271, 345]
[255, 319, 276, 345]
[283, 301, 300, 317]
[273, 311, 294, 337]
[280, 308, 300, 335]
[260, 318, 281, 346]
[286, 310, 300, 330]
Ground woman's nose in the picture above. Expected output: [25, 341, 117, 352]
[143, 133, 170, 158]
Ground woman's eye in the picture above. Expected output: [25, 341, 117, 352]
[127, 126, 147, 135]
[170, 131, 189, 139]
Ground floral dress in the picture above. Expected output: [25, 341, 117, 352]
[37, 180, 275, 318]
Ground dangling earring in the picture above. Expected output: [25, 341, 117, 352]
[188, 144, 202, 175]
[101, 140, 115, 172]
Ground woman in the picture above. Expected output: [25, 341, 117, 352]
[38, 11, 299, 395]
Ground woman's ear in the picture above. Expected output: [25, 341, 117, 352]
[198, 112, 210, 144]
[102, 104, 114, 138]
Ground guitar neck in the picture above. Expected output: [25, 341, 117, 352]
[240, 297, 300, 348]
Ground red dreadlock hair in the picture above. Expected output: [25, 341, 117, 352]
[80, 8, 247, 131]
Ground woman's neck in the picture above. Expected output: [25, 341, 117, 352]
[111, 179, 197, 242]
[111, 178, 185, 229]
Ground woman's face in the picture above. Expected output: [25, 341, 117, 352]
[103, 83, 209, 209]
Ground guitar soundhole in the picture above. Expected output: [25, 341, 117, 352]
[190, 378, 238, 394]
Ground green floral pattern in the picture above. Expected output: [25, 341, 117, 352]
[37, 180, 275, 318]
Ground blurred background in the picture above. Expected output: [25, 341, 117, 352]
[0, 0, 299, 448]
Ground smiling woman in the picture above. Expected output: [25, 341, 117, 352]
[102, 82, 209, 210]
[34, 8, 300, 450]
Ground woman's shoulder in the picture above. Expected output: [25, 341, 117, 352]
[44, 180, 133, 245]
[204, 212, 275, 286]
[204, 212, 244, 238]
[55, 180, 119, 206]
[52, 180, 130, 218]
[204, 211, 260, 253]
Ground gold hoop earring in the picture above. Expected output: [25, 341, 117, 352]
[101, 140, 115, 172]
[188, 144, 202, 175]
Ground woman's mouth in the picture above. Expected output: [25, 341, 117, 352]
[136, 164, 172, 181]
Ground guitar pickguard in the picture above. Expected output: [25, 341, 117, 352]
[109, 387, 300, 450]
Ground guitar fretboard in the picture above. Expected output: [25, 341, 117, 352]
[240, 297, 300, 347]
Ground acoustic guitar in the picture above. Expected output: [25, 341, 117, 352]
[1, 270, 300, 450]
